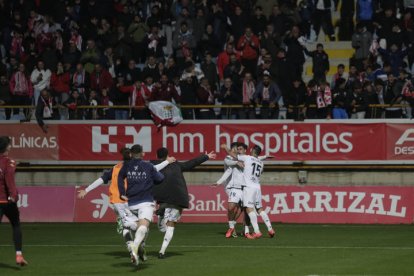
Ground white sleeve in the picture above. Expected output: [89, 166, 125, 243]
[216, 167, 232, 185]
[154, 160, 169, 171]
[258, 155, 267, 161]
[224, 156, 238, 166]
[85, 178, 104, 193]
[237, 155, 247, 162]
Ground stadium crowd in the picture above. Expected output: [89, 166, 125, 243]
[0, 0, 413, 123]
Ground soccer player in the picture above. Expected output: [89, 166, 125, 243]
[78, 147, 175, 263]
[213, 142, 244, 238]
[0, 136, 28, 266]
[222, 143, 267, 239]
[152, 147, 216, 259]
[237, 143, 275, 238]
[118, 144, 164, 267]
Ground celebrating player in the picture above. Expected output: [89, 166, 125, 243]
[213, 142, 244, 238]
[222, 143, 271, 239]
[78, 147, 174, 264]
[237, 143, 275, 238]
[117, 144, 164, 267]
[153, 147, 216, 259]
[0, 136, 29, 266]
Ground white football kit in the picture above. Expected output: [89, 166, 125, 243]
[237, 155, 263, 208]
[217, 155, 244, 204]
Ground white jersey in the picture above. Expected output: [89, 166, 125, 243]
[224, 155, 244, 189]
[237, 155, 263, 188]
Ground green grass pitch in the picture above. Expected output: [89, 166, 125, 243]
[1, 223, 414, 275]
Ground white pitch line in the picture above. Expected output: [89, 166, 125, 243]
[0, 245, 413, 250]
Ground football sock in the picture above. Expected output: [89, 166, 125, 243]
[247, 212, 260, 234]
[228, 220, 236, 229]
[160, 226, 174, 254]
[133, 225, 148, 248]
[244, 225, 250, 234]
[259, 211, 272, 231]
[122, 229, 132, 242]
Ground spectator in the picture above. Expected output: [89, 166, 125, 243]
[230, 6, 247, 42]
[241, 71, 256, 119]
[378, 44, 408, 76]
[127, 15, 149, 63]
[35, 89, 58, 133]
[90, 63, 113, 94]
[30, 60, 51, 106]
[331, 64, 349, 88]
[198, 24, 221, 59]
[352, 23, 373, 71]
[223, 53, 245, 87]
[9, 63, 33, 120]
[250, 6, 268, 37]
[123, 59, 141, 86]
[217, 44, 240, 81]
[200, 52, 219, 91]
[304, 80, 332, 119]
[173, 21, 196, 69]
[64, 90, 85, 120]
[193, 8, 206, 44]
[384, 73, 404, 117]
[219, 77, 241, 119]
[285, 78, 307, 120]
[196, 77, 216, 119]
[165, 57, 180, 81]
[85, 90, 100, 120]
[80, 39, 101, 73]
[303, 43, 330, 83]
[142, 55, 161, 82]
[50, 61, 70, 119]
[179, 75, 198, 119]
[356, 0, 376, 32]
[110, 75, 130, 120]
[285, 25, 306, 80]
[62, 40, 81, 69]
[0, 75, 11, 120]
[313, 0, 336, 41]
[142, 24, 166, 61]
[236, 27, 260, 76]
[119, 80, 151, 120]
[260, 24, 281, 60]
[150, 74, 180, 103]
[350, 81, 369, 119]
[254, 73, 283, 119]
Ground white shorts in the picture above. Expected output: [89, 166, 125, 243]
[226, 187, 243, 204]
[242, 186, 260, 208]
[129, 202, 155, 222]
[255, 189, 262, 209]
[164, 207, 182, 223]
[113, 202, 137, 221]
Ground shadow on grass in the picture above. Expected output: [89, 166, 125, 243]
[104, 251, 129, 259]
[0, 262, 21, 271]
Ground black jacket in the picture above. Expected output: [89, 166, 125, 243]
[152, 154, 209, 208]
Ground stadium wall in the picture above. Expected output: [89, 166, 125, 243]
[14, 186, 414, 224]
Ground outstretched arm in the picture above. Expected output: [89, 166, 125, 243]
[179, 151, 216, 171]
[214, 167, 232, 186]
[154, 156, 176, 171]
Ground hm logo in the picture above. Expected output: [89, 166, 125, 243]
[92, 126, 152, 153]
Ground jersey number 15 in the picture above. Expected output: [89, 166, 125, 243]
[252, 163, 262, 177]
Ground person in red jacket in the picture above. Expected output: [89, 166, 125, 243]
[90, 63, 114, 94]
[217, 44, 240, 81]
[150, 74, 180, 103]
[50, 62, 71, 119]
[118, 80, 151, 119]
[0, 136, 28, 266]
[237, 27, 260, 77]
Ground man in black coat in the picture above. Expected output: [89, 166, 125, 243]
[152, 147, 216, 259]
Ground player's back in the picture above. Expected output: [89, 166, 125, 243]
[240, 155, 263, 188]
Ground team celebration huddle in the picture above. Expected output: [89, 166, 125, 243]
[77, 142, 273, 267]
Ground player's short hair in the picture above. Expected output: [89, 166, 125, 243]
[130, 144, 143, 155]
[252, 145, 262, 155]
[0, 136, 11, 153]
[230, 142, 238, 149]
[238, 143, 248, 150]
[157, 147, 169, 159]
[120, 147, 131, 161]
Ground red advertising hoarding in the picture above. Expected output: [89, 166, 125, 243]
[1, 121, 414, 163]
[12, 186, 413, 224]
